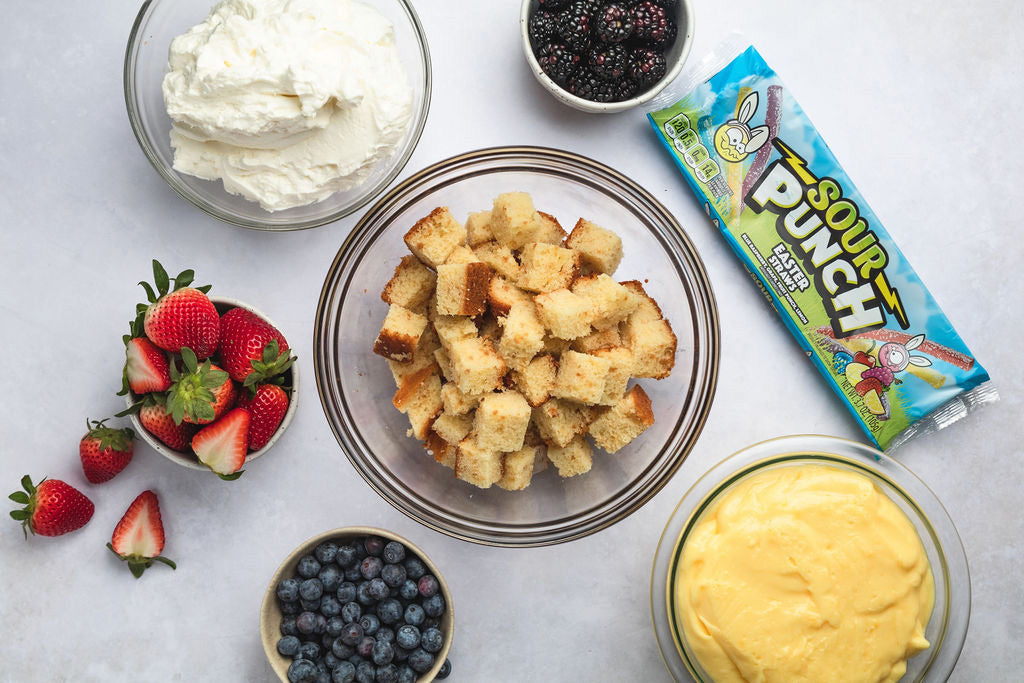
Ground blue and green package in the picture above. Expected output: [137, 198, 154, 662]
[648, 46, 995, 449]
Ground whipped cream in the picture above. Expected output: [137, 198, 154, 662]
[163, 0, 414, 212]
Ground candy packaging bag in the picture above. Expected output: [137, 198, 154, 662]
[649, 46, 995, 449]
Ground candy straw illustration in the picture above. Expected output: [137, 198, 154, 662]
[726, 86, 751, 220]
[741, 84, 783, 212]
[816, 327, 974, 371]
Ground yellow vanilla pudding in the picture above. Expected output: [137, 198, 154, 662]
[674, 464, 934, 683]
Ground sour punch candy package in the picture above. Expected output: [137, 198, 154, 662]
[649, 46, 994, 449]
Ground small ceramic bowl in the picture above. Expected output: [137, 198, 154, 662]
[260, 527, 454, 682]
[520, 0, 694, 113]
[126, 296, 299, 471]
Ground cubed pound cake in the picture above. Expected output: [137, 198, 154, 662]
[444, 245, 483, 265]
[551, 350, 612, 405]
[588, 385, 655, 453]
[464, 210, 494, 247]
[432, 411, 474, 445]
[455, 436, 503, 489]
[532, 398, 594, 448]
[591, 346, 633, 406]
[440, 381, 482, 416]
[571, 273, 637, 330]
[620, 280, 663, 323]
[498, 301, 545, 371]
[404, 207, 467, 267]
[512, 354, 557, 407]
[487, 276, 534, 317]
[449, 337, 507, 394]
[547, 435, 593, 478]
[382, 255, 436, 310]
[473, 391, 532, 452]
[497, 445, 538, 491]
[490, 192, 541, 249]
[398, 372, 443, 441]
[534, 288, 595, 340]
[435, 262, 492, 316]
[473, 242, 520, 281]
[518, 243, 581, 293]
[621, 316, 677, 380]
[433, 315, 478, 350]
[373, 304, 428, 362]
[424, 431, 456, 470]
[534, 211, 568, 245]
[566, 219, 623, 275]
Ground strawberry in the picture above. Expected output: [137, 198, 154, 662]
[166, 347, 235, 425]
[119, 394, 198, 451]
[9, 475, 94, 538]
[192, 408, 250, 480]
[139, 260, 219, 359]
[107, 490, 176, 578]
[79, 418, 135, 484]
[219, 307, 293, 383]
[238, 384, 290, 451]
[118, 337, 171, 395]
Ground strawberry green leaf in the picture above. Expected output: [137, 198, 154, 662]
[153, 260, 170, 296]
[175, 269, 195, 288]
[153, 555, 177, 569]
[181, 347, 198, 373]
[138, 281, 157, 303]
[10, 509, 29, 520]
[197, 284, 212, 294]
[9, 492, 29, 504]
[216, 470, 244, 481]
[21, 475, 34, 494]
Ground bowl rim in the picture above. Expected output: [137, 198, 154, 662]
[259, 526, 454, 682]
[649, 434, 971, 682]
[126, 295, 299, 471]
[314, 145, 721, 547]
[123, 0, 433, 231]
[519, 0, 695, 114]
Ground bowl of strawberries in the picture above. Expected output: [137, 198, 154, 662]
[118, 261, 298, 478]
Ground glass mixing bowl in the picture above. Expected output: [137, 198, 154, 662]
[651, 435, 970, 682]
[314, 146, 720, 546]
[124, 0, 431, 230]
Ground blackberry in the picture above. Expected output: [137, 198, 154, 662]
[612, 78, 638, 101]
[536, 42, 580, 87]
[538, 0, 570, 10]
[630, 47, 666, 87]
[631, 1, 669, 42]
[528, 10, 558, 48]
[652, 18, 677, 48]
[587, 43, 629, 80]
[556, 1, 594, 52]
[594, 3, 633, 43]
[568, 69, 617, 103]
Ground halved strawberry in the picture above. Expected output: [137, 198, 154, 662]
[139, 260, 219, 359]
[166, 347, 235, 425]
[219, 307, 293, 383]
[119, 337, 171, 395]
[79, 418, 135, 484]
[107, 490, 175, 578]
[192, 408, 249, 480]
[238, 384, 290, 451]
[118, 395, 198, 452]
[9, 475, 94, 538]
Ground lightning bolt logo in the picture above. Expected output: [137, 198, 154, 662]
[874, 274, 909, 329]
[773, 139, 818, 186]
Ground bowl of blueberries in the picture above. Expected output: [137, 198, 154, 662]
[261, 528, 454, 683]
[520, 0, 694, 112]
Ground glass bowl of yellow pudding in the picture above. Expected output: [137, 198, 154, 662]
[650, 435, 969, 683]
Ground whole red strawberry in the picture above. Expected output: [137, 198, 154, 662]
[107, 490, 176, 578]
[165, 347, 235, 425]
[9, 475, 94, 538]
[238, 384, 290, 451]
[139, 260, 219, 359]
[219, 307, 293, 383]
[119, 394, 198, 452]
[79, 418, 135, 484]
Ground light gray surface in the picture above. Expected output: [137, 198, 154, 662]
[1, 1, 1021, 681]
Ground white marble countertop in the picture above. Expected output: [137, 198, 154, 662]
[2, 1, 1021, 680]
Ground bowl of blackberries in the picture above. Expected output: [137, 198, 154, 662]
[261, 528, 454, 683]
[521, 0, 694, 112]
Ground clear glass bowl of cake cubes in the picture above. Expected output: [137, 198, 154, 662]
[314, 146, 720, 546]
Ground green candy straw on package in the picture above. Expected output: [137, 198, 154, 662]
[649, 46, 995, 450]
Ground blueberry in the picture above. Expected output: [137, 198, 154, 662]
[301, 598, 322, 612]
[315, 614, 329, 635]
[360, 556, 383, 580]
[367, 578, 390, 602]
[398, 580, 418, 601]
[393, 645, 410, 663]
[402, 557, 426, 580]
[396, 665, 416, 683]
[363, 536, 385, 557]
[375, 663, 399, 683]
[356, 635, 376, 658]
[352, 540, 368, 560]
[320, 595, 342, 618]
[281, 616, 299, 637]
[356, 582, 376, 606]
[314, 672, 331, 683]
[416, 575, 439, 598]
[315, 541, 339, 564]
[278, 635, 301, 657]
[331, 638, 355, 659]
[319, 565, 343, 593]
[376, 599, 402, 625]
[344, 565, 362, 582]
[323, 653, 341, 670]
[436, 659, 452, 679]
[335, 544, 359, 568]
[420, 627, 443, 654]
[341, 601, 362, 623]
[288, 658, 317, 683]
[407, 648, 434, 674]
[340, 622, 364, 647]
[376, 627, 395, 644]
[296, 611, 319, 635]
[278, 577, 302, 603]
[331, 661, 356, 683]
[359, 613, 381, 635]
[403, 604, 424, 627]
[322, 633, 337, 650]
[354, 661, 375, 683]
[297, 555, 322, 579]
[380, 563, 406, 588]
[348, 654, 365, 667]
[422, 594, 445, 618]
[281, 600, 301, 616]
[422, 617, 440, 631]
[300, 578, 324, 602]
[395, 625, 420, 650]
[382, 542, 405, 564]
[336, 582, 357, 603]
[298, 641, 321, 662]
[371, 639, 395, 666]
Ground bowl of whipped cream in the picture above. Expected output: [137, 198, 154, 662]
[125, 0, 431, 230]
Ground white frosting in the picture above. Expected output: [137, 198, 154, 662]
[163, 0, 414, 212]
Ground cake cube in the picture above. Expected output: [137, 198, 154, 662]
[449, 337, 507, 394]
[387, 326, 440, 387]
[588, 385, 655, 453]
[373, 305, 429, 362]
[477, 312, 502, 341]
[487, 276, 535, 316]
[465, 210, 493, 247]
[433, 347, 455, 383]
[572, 326, 622, 353]
[392, 363, 440, 412]
[518, 243, 581, 293]
[620, 280, 663, 323]
[534, 288, 595, 340]
[440, 382, 483, 415]
[621, 317, 677, 379]
[401, 373, 443, 441]
[566, 218, 623, 275]
[571, 273, 637, 330]
[455, 436, 503, 489]
[473, 391, 532, 452]
[547, 435, 593, 477]
[490, 192, 540, 249]
[436, 262, 492, 316]
[551, 350, 612, 405]
[404, 207, 467, 267]
[512, 354, 557, 407]
[433, 315, 478, 350]
[473, 242, 520, 281]
[382, 255, 436, 310]
[432, 411, 474, 445]
[498, 301, 545, 371]
[532, 398, 594, 448]
[497, 445, 538, 491]
[444, 245, 483, 265]
[424, 431, 456, 470]
[542, 335, 571, 356]
[592, 346, 633, 406]
[534, 211, 568, 245]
